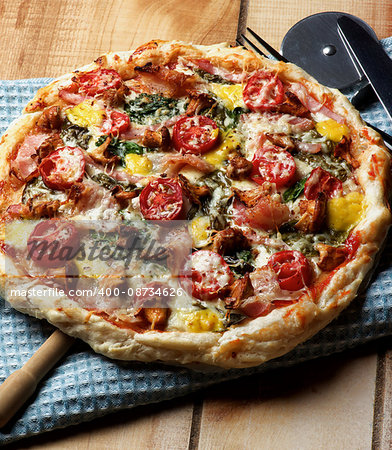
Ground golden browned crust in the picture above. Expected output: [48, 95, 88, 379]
[0, 40, 390, 368]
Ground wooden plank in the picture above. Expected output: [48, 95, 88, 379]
[10, 398, 194, 450]
[198, 351, 377, 450]
[247, 0, 392, 53]
[0, 0, 241, 79]
[372, 342, 392, 449]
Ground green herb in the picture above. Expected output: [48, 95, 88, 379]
[61, 120, 91, 150]
[90, 230, 119, 244]
[279, 230, 349, 257]
[198, 171, 233, 230]
[124, 94, 186, 125]
[294, 152, 351, 181]
[96, 136, 149, 166]
[90, 172, 138, 191]
[283, 177, 307, 203]
[194, 68, 234, 85]
[236, 249, 252, 262]
[224, 249, 254, 277]
[205, 103, 245, 130]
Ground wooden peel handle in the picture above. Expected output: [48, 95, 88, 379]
[0, 329, 74, 428]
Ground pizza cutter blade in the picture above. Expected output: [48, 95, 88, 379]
[281, 12, 378, 89]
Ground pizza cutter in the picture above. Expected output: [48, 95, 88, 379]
[281, 12, 378, 107]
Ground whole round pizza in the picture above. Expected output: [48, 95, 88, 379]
[0, 40, 390, 368]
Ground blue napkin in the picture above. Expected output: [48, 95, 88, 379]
[1, 39, 392, 445]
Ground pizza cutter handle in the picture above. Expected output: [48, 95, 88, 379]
[0, 329, 74, 428]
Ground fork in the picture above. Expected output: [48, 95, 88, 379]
[237, 27, 392, 149]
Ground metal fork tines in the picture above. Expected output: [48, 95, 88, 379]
[237, 27, 288, 62]
[237, 28, 392, 149]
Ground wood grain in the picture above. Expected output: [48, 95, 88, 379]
[198, 352, 377, 450]
[247, 0, 392, 52]
[8, 399, 194, 450]
[0, 0, 240, 79]
[372, 339, 392, 450]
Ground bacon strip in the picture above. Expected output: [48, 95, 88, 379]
[161, 153, 214, 176]
[295, 141, 322, 154]
[10, 133, 50, 181]
[233, 196, 290, 232]
[289, 83, 346, 124]
[133, 63, 196, 97]
[192, 59, 247, 83]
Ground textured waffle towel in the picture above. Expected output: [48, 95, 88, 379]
[1, 39, 392, 444]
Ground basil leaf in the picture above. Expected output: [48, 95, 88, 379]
[283, 177, 307, 203]
[96, 136, 149, 166]
[224, 250, 254, 278]
[194, 68, 234, 85]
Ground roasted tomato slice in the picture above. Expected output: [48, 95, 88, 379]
[27, 220, 80, 268]
[140, 177, 183, 221]
[267, 250, 312, 291]
[39, 146, 86, 190]
[77, 69, 123, 96]
[251, 146, 296, 187]
[172, 116, 219, 154]
[101, 110, 130, 135]
[243, 70, 285, 112]
[182, 250, 234, 301]
[304, 167, 343, 200]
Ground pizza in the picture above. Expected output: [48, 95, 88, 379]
[0, 40, 390, 368]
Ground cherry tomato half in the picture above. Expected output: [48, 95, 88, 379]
[304, 167, 343, 200]
[101, 110, 130, 135]
[140, 177, 183, 221]
[268, 250, 312, 291]
[182, 250, 234, 301]
[39, 146, 86, 191]
[251, 146, 296, 188]
[77, 69, 123, 96]
[27, 220, 80, 268]
[172, 116, 219, 154]
[243, 70, 285, 112]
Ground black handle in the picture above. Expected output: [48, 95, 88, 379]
[351, 83, 378, 110]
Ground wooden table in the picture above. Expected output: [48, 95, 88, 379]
[1, 1, 392, 448]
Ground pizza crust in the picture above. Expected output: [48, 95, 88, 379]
[0, 41, 390, 368]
